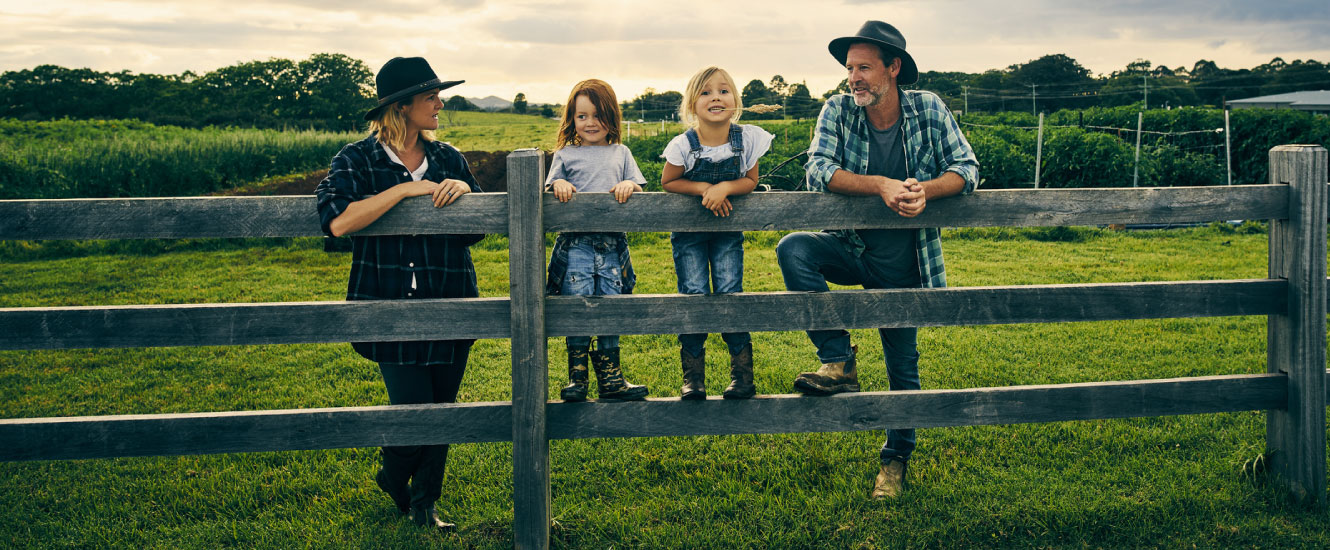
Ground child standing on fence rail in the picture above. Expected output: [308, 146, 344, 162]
[545, 78, 649, 402]
[660, 66, 774, 400]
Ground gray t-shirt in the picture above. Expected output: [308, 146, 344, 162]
[860, 117, 921, 288]
[545, 144, 646, 193]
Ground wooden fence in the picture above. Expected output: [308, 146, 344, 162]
[1, 145, 1326, 549]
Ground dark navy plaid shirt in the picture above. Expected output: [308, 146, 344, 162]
[315, 134, 484, 366]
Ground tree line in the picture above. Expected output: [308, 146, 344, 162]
[915, 54, 1330, 113]
[2, 53, 1325, 131]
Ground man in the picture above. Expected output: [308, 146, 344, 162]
[775, 21, 979, 499]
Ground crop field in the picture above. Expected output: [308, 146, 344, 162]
[2, 224, 1329, 549]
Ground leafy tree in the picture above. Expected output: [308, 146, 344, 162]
[768, 75, 789, 99]
[785, 82, 816, 119]
[540, 106, 555, 118]
[822, 78, 849, 100]
[513, 92, 527, 114]
[741, 79, 777, 119]
[445, 95, 476, 111]
[290, 53, 374, 130]
[1008, 54, 1098, 112]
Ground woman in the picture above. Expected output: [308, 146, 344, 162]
[315, 57, 481, 530]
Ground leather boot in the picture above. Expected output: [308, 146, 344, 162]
[680, 348, 706, 400]
[722, 343, 756, 399]
[591, 347, 648, 401]
[793, 345, 860, 395]
[410, 504, 456, 531]
[871, 459, 907, 499]
[560, 348, 590, 402]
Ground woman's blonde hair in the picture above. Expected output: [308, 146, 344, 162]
[555, 79, 622, 150]
[679, 66, 742, 127]
[369, 94, 436, 152]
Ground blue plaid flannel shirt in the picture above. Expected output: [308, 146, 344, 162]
[804, 90, 979, 289]
[315, 134, 483, 366]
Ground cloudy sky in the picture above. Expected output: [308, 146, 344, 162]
[3, 0, 1329, 104]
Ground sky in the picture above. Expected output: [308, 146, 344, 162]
[3, 0, 1329, 105]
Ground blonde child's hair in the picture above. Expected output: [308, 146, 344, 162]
[369, 94, 437, 151]
[556, 79, 623, 150]
[678, 66, 743, 128]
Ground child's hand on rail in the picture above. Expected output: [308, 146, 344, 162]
[551, 179, 576, 202]
[611, 181, 640, 204]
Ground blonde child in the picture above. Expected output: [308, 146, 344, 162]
[545, 79, 649, 401]
[660, 67, 774, 400]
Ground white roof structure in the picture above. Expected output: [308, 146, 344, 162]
[1227, 91, 1330, 114]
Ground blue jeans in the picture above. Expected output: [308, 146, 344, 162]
[775, 231, 920, 464]
[671, 231, 751, 357]
[562, 235, 623, 350]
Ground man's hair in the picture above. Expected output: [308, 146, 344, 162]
[556, 79, 623, 150]
[369, 93, 437, 151]
[849, 41, 899, 73]
[678, 66, 743, 127]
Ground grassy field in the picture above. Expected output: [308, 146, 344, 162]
[2, 224, 1328, 549]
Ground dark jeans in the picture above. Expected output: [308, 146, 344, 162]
[378, 343, 469, 508]
[775, 231, 919, 464]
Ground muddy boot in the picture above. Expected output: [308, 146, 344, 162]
[722, 343, 756, 399]
[793, 345, 860, 396]
[591, 347, 648, 401]
[680, 348, 706, 400]
[560, 348, 590, 402]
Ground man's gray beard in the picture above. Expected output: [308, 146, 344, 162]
[853, 92, 877, 107]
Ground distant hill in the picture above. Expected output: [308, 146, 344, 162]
[468, 96, 513, 111]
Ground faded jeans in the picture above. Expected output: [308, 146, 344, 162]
[775, 231, 920, 464]
[562, 234, 623, 351]
[671, 231, 751, 357]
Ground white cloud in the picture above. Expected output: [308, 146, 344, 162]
[1, 0, 1328, 103]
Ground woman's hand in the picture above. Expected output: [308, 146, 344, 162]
[611, 180, 640, 203]
[700, 185, 733, 217]
[431, 178, 471, 207]
[551, 179, 576, 202]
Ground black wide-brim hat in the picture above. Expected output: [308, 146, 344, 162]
[363, 57, 464, 121]
[828, 20, 919, 86]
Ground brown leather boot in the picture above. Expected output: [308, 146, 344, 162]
[793, 345, 860, 395]
[680, 348, 706, 400]
[591, 347, 648, 401]
[871, 459, 907, 499]
[722, 343, 756, 399]
[560, 348, 590, 402]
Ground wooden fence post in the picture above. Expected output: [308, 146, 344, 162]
[508, 149, 550, 548]
[1266, 144, 1327, 507]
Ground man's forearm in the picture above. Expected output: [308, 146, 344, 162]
[921, 171, 966, 200]
[826, 169, 884, 196]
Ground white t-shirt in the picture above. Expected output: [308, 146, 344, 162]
[381, 143, 430, 181]
[661, 124, 775, 173]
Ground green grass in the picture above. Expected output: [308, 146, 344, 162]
[2, 226, 1329, 549]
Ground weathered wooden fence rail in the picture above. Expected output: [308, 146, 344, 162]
[0, 145, 1325, 549]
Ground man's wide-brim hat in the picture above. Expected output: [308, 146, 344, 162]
[363, 57, 464, 121]
[828, 20, 919, 86]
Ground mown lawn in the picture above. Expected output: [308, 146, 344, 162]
[2, 225, 1328, 549]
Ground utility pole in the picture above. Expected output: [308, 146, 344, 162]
[962, 86, 969, 114]
[1143, 76, 1149, 110]
[1030, 84, 1037, 115]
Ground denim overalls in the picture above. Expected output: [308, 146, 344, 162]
[670, 124, 752, 357]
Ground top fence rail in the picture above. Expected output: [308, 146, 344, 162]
[0, 185, 1290, 241]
